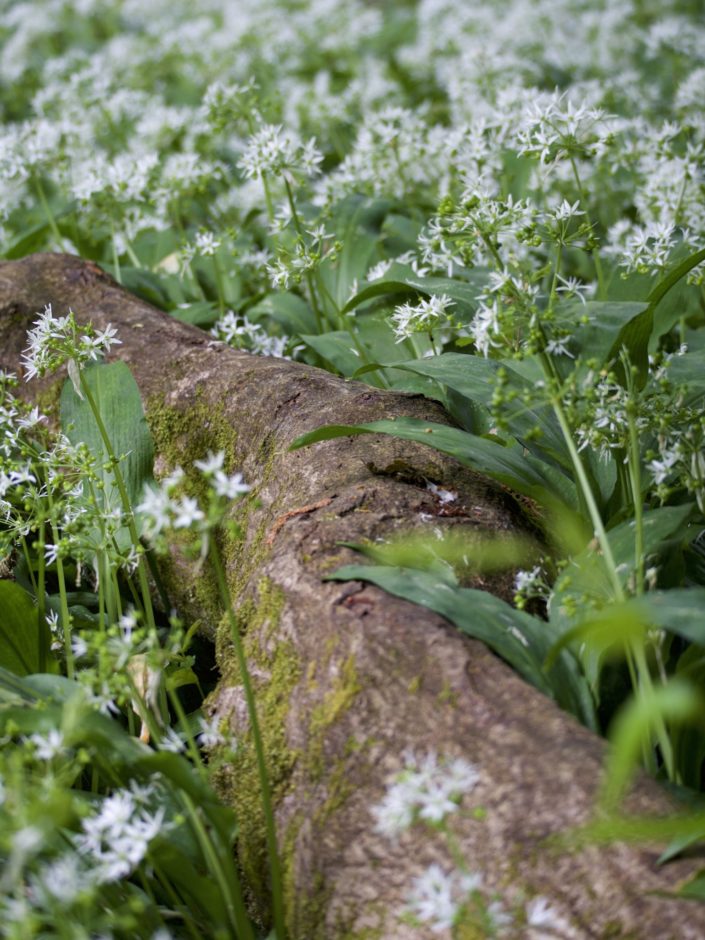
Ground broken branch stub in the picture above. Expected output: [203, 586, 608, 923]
[0, 253, 703, 939]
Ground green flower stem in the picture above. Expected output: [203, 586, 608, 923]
[33, 176, 65, 251]
[97, 551, 106, 633]
[166, 682, 206, 776]
[180, 788, 255, 940]
[53, 554, 75, 679]
[85, 478, 110, 628]
[209, 542, 287, 940]
[212, 253, 227, 315]
[124, 237, 141, 269]
[283, 177, 325, 334]
[19, 535, 38, 596]
[43, 486, 77, 676]
[438, 819, 471, 873]
[626, 404, 645, 596]
[110, 221, 122, 285]
[545, 356, 675, 780]
[542, 360, 624, 601]
[568, 156, 605, 299]
[152, 860, 208, 940]
[549, 245, 563, 309]
[78, 372, 156, 631]
[36, 527, 48, 673]
[262, 173, 276, 225]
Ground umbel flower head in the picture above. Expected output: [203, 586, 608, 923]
[21, 304, 121, 392]
[137, 452, 251, 562]
[372, 749, 480, 837]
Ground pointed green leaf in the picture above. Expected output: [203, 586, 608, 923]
[0, 581, 43, 676]
[291, 417, 578, 510]
[60, 361, 154, 546]
[327, 564, 596, 727]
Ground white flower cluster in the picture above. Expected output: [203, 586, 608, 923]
[137, 453, 250, 547]
[73, 784, 166, 884]
[21, 305, 121, 384]
[372, 749, 480, 837]
[390, 294, 455, 343]
[210, 310, 292, 359]
[238, 124, 323, 181]
[407, 863, 486, 934]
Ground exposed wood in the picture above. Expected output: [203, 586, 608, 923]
[1, 253, 703, 939]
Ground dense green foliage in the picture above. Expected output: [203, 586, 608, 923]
[1, 0, 705, 935]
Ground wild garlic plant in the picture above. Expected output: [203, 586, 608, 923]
[0, 306, 288, 938]
[371, 751, 576, 937]
[2, 0, 705, 916]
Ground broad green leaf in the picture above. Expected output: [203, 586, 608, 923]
[625, 589, 705, 646]
[659, 831, 705, 866]
[572, 811, 705, 848]
[565, 301, 650, 368]
[0, 580, 44, 676]
[551, 504, 695, 623]
[607, 306, 653, 384]
[678, 870, 705, 900]
[290, 417, 578, 511]
[379, 353, 571, 466]
[299, 331, 365, 377]
[548, 505, 695, 695]
[248, 291, 317, 335]
[345, 529, 539, 579]
[647, 245, 705, 313]
[0, 668, 74, 703]
[380, 212, 422, 253]
[341, 270, 487, 318]
[114, 266, 173, 308]
[60, 361, 154, 547]
[155, 846, 233, 925]
[327, 564, 597, 728]
[663, 349, 705, 404]
[3, 200, 76, 259]
[318, 195, 386, 311]
[170, 301, 220, 329]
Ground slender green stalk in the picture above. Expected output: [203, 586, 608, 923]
[166, 682, 206, 775]
[209, 543, 287, 940]
[626, 404, 645, 596]
[438, 820, 470, 873]
[547, 376, 624, 601]
[53, 553, 75, 679]
[124, 237, 141, 269]
[33, 176, 65, 251]
[180, 789, 255, 940]
[36, 525, 47, 673]
[152, 861, 207, 940]
[568, 156, 606, 299]
[548, 245, 563, 309]
[261, 173, 276, 225]
[110, 222, 122, 284]
[631, 642, 676, 781]
[212, 254, 227, 315]
[284, 177, 324, 334]
[19, 536, 38, 596]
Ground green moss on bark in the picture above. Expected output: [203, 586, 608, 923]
[307, 654, 362, 781]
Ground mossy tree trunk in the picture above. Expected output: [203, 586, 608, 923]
[1, 253, 703, 939]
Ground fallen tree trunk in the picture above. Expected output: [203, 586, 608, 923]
[1, 253, 704, 939]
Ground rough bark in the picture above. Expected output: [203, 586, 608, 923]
[1, 253, 704, 939]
